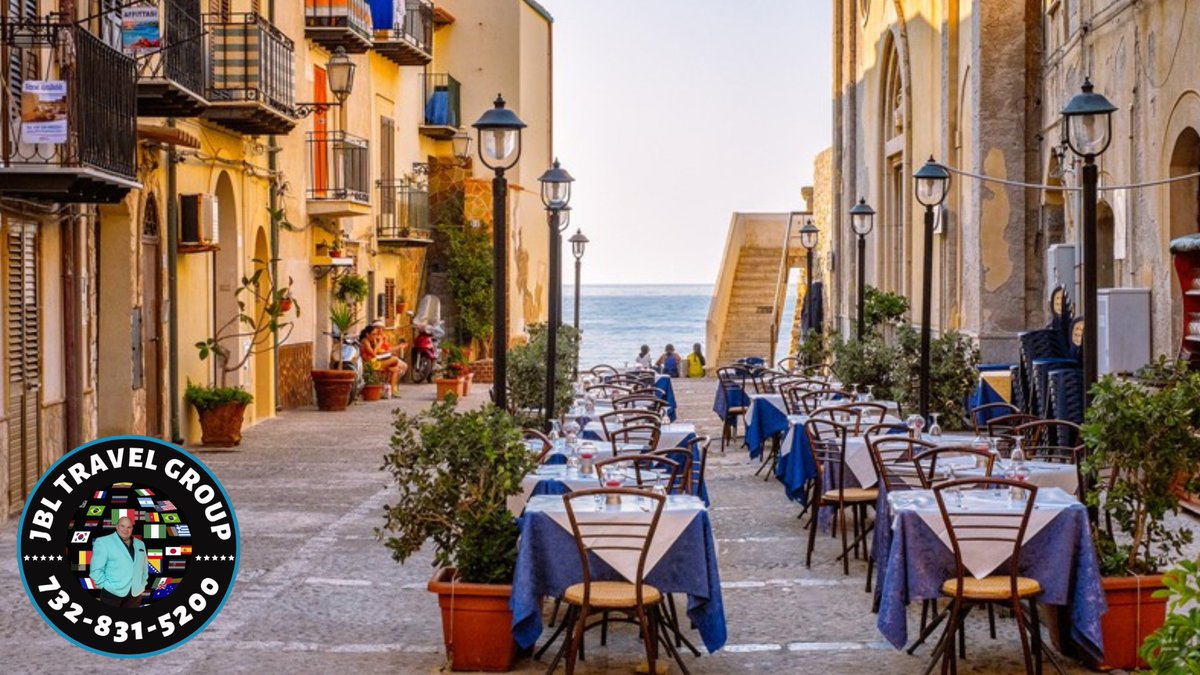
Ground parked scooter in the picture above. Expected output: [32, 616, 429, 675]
[410, 295, 445, 383]
[326, 327, 364, 401]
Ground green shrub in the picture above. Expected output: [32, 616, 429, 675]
[831, 333, 902, 402]
[378, 401, 535, 584]
[508, 323, 581, 421]
[863, 285, 909, 333]
[890, 325, 979, 429]
[184, 381, 253, 411]
[444, 224, 494, 350]
[1141, 559, 1200, 670]
[797, 328, 830, 368]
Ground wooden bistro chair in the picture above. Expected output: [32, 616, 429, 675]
[593, 454, 681, 492]
[970, 402, 1019, 434]
[869, 436, 937, 492]
[598, 410, 660, 440]
[800, 388, 851, 414]
[811, 405, 863, 435]
[546, 488, 691, 675]
[651, 447, 694, 496]
[684, 435, 711, 500]
[608, 425, 663, 456]
[586, 383, 633, 401]
[985, 413, 1040, 440]
[524, 428, 555, 465]
[931, 479, 1048, 675]
[843, 401, 890, 427]
[776, 356, 802, 373]
[612, 392, 669, 417]
[804, 419, 878, 577]
[1013, 419, 1083, 461]
[588, 364, 620, 379]
[716, 374, 749, 453]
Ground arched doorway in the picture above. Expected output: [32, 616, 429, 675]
[212, 171, 240, 387]
[1096, 201, 1116, 290]
[879, 35, 908, 299]
[142, 195, 163, 436]
[1169, 128, 1200, 347]
[252, 228, 273, 422]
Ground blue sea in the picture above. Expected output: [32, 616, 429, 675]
[561, 284, 712, 369]
[560, 281, 801, 370]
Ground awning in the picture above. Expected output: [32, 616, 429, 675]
[137, 124, 201, 149]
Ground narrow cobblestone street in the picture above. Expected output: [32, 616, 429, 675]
[0, 379, 1092, 673]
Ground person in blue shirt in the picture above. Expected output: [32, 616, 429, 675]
[656, 344, 682, 377]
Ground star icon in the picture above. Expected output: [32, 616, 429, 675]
[56, 555, 63, 561]
[23, 555, 29, 561]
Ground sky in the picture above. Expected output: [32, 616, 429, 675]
[551, 0, 833, 285]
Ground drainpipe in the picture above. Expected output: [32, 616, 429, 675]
[268, 0, 280, 411]
[167, 120, 182, 443]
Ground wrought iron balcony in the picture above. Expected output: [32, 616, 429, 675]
[202, 12, 297, 135]
[307, 131, 371, 217]
[0, 20, 138, 203]
[419, 73, 460, 139]
[372, 0, 433, 66]
[136, 0, 207, 117]
[377, 179, 431, 246]
[305, 0, 374, 54]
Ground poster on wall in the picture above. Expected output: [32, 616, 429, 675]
[121, 6, 161, 56]
[20, 81, 67, 144]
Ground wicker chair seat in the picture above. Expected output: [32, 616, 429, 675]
[822, 487, 879, 503]
[941, 576, 1041, 600]
[563, 581, 662, 608]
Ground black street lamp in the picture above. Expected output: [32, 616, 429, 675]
[450, 128, 472, 167]
[538, 158, 575, 427]
[569, 229, 589, 379]
[849, 198, 875, 340]
[1061, 78, 1116, 405]
[294, 47, 357, 117]
[794, 213, 819, 309]
[913, 157, 951, 422]
[473, 94, 526, 411]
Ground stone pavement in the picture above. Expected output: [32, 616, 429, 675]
[0, 379, 1099, 673]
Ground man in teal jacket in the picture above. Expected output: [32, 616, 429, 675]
[89, 516, 148, 608]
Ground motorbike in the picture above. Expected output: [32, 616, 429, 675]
[327, 328, 364, 401]
[410, 294, 445, 384]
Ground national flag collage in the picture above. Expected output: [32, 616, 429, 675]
[68, 483, 192, 605]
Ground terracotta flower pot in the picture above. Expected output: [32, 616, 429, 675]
[312, 369, 356, 411]
[196, 402, 248, 447]
[361, 383, 384, 401]
[436, 377, 464, 401]
[1044, 574, 1168, 670]
[462, 372, 474, 396]
[427, 568, 516, 672]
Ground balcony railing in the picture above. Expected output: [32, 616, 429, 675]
[373, 0, 433, 66]
[203, 12, 297, 135]
[419, 72, 459, 138]
[0, 19, 138, 202]
[136, 0, 207, 116]
[305, 0, 374, 53]
[377, 179, 431, 244]
[307, 131, 370, 216]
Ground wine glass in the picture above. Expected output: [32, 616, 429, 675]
[848, 383, 859, 401]
[945, 463, 962, 508]
[929, 413, 943, 439]
[905, 414, 924, 439]
[863, 385, 875, 402]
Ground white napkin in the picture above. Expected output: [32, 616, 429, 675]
[891, 487, 1077, 579]
[529, 494, 703, 582]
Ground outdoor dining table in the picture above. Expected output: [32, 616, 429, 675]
[583, 421, 696, 449]
[874, 487, 1105, 662]
[772, 411, 904, 502]
[598, 372, 678, 422]
[510, 493, 727, 654]
[748, 397, 903, 459]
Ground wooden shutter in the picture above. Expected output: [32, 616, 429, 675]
[385, 278, 396, 324]
[6, 221, 40, 512]
[380, 116, 396, 217]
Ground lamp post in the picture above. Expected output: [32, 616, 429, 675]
[1061, 78, 1116, 405]
[450, 128, 472, 166]
[569, 229, 588, 379]
[796, 215, 819, 316]
[913, 157, 951, 422]
[472, 94, 526, 411]
[538, 158, 575, 428]
[294, 47, 357, 117]
[849, 198, 875, 340]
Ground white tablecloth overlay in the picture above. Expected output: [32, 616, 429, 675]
[778, 413, 904, 465]
[959, 461, 1078, 494]
[843, 432, 976, 487]
[526, 493, 705, 582]
[584, 422, 695, 450]
[889, 487, 1078, 579]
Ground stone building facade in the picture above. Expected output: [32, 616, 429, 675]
[829, 0, 1199, 361]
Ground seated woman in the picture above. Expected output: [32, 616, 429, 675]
[360, 321, 409, 397]
[635, 344, 653, 368]
[686, 342, 706, 378]
[656, 344, 683, 378]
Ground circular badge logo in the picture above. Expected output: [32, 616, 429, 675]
[17, 436, 239, 657]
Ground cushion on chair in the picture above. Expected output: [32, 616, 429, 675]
[563, 581, 662, 608]
[941, 576, 1041, 600]
[822, 487, 879, 503]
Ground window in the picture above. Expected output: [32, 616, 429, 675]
[384, 278, 397, 324]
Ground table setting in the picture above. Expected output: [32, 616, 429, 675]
[510, 492, 727, 654]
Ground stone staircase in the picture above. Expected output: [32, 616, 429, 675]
[717, 246, 785, 363]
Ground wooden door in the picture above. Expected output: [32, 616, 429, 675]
[6, 221, 41, 514]
[141, 198, 163, 437]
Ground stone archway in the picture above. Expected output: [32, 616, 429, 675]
[212, 171, 241, 386]
[1096, 200, 1116, 290]
[1168, 127, 1200, 348]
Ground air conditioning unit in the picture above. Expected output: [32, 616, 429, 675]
[180, 194, 219, 245]
[1097, 288, 1151, 375]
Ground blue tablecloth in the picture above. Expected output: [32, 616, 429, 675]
[511, 509, 727, 654]
[774, 422, 817, 504]
[966, 378, 1007, 428]
[655, 374, 679, 422]
[744, 396, 789, 459]
[712, 381, 749, 424]
[875, 501, 1105, 661]
[545, 435, 710, 506]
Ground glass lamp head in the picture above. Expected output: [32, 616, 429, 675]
[913, 157, 951, 207]
[849, 197, 875, 236]
[326, 47, 356, 103]
[1061, 78, 1117, 158]
[472, 94, 526, 171]
[569, 229, 589, 260]
[799, 220, 819, 250]
[538, 158, 575, 210]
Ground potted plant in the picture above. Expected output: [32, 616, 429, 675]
[446, 345, 472, 395]
[361, 359, 385, 401]
[434, 350, 466, 401]
[1066, 357, 1200, 669]
[191, 257, 297, 446]
[1140, 559, 1200, 670]
[378, 401, 535, 671]
[327, 233, 344, 259]
[312, 302, 357, 411]
[395, 292, 407, 317]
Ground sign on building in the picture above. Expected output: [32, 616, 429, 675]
[20, 81, 67, 144]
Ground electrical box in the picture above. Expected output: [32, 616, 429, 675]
[180, 194, 219, 245]
[1046, 243, 1076, 305]
[1097, 288, 1151, 376]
